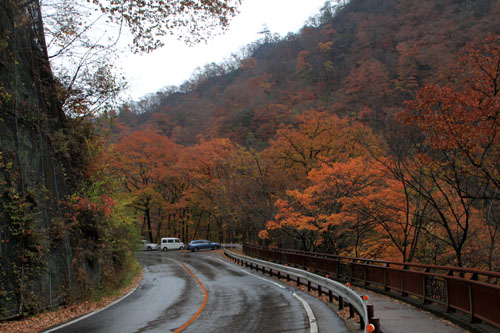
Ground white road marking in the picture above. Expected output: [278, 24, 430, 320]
[217, 258, 285, 288]
[42, 288, 137, 332]
[218, 258, 319, 333]
[293, 292, 319, 333]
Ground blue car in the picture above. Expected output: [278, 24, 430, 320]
[186, 240, 221, 252]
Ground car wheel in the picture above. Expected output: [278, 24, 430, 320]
[192, 247, 200, 252]
[213, 245, 220, 250]
[162, 247, 168, 251]
[147, 246, 152, 251]
[179, 246, 184, 250]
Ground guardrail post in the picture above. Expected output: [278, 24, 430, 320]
[367, 304, 374, 320]
[371, 317, 380, 333]
[384, 263, 389, 291]
[225, 250, 376, 332]
[401, 265, 408, 297]
[446, 268, 456, 310]
[364, 263, 369, 286]
[236, 245, 500, 332]
[468, 282, 479, 323]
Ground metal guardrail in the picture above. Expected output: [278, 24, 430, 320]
[243, 243, 500, 331]
[221, 243, 243, 249]
[224, 249, 377, 333]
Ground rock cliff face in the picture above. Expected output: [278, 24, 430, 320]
[0, 0, 90, 318]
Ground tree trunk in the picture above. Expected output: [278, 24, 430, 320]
[145, 208, 153, 242]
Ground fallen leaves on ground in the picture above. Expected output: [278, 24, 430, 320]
[0, 270, 143, 333]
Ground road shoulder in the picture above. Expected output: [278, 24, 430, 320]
[0, 266, 143, 333]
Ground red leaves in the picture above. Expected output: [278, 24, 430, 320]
[402, 34, 500, 192]
[63, 195, 114, 218]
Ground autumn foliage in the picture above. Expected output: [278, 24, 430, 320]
[102, 3, 500, 272]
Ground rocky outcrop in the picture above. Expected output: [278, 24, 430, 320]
[0, 0, 86, 318]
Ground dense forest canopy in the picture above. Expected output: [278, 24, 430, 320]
[1, 0, 500, 322]
[0, 0, 241, 320]
[109, 0, 500, 270]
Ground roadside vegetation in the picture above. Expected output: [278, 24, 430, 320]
[112, 0, 500, 271]
[1, 0, 500, 327]
[0, 0, 240, 322]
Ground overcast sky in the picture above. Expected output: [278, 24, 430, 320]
[118, 0, 326, 100]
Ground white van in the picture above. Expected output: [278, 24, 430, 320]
[161, 237, 185, 251]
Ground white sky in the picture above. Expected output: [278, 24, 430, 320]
[118, 0, 326, 100]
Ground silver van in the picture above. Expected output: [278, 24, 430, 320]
[161, 237, 185, 251]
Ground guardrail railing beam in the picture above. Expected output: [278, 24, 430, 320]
[242, 243, 500, 332]
[224, 249, 373, 333]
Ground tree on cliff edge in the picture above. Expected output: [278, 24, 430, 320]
[0, 0, 241, 319]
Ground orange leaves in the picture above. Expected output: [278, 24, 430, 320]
[296, 50, 312, 75]
[263, 153, 388, 252]
[246, 73, 274, 94]
[265, 110, 372, 178]
[404, 35, 500, 154]
[318, 41, 334, 53]
[344, 59, 390, 96]
[112, 129, 179, 187]
[404, 85, 479, 150]
[260, 110, 394, 252]
[320, 24, 336, 38]
[258, 229, 270, 240]
[402, 34, 500, 197]
[240, 57, 258, 71]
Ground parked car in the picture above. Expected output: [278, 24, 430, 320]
[161, 237, 185, 251]
[142, 240, 160, 251]
[186, 240, 221, 252]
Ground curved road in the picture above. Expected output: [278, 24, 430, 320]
[49, 250, 349, 332]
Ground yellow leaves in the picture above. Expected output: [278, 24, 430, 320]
[323, 60, 335, 72]
[296, 50, 312, 75]
[318, 41, 334, 53]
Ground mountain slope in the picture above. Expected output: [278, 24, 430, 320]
[118, 0, 500, 147]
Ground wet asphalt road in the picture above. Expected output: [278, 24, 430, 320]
[50, 250, 349, 332]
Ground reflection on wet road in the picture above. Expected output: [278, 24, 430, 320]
[51, 250, 349, 332]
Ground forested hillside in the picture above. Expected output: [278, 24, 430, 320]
[0, 0, 239, 321]
[120, 0, 500, 146]
[109, 0, 500, 270]
[2, 0, 499, 322]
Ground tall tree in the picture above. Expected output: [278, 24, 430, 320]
[402, 35, 500, 266]
[111, 130, 178, 242]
